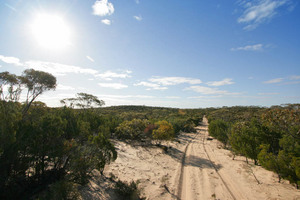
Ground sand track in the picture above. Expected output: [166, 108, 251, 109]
[177, 118, 240, 200]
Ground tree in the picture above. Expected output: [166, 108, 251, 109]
[0, 71, 22, 102]
[61, 93, 104, 109]
[21, 69, 56, 115]
[230, 119, 264, 165]
[208, 119, 229, 147]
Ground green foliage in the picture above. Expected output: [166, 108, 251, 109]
[169, 118, 196, 134]
[38, 180, 81, 200]
[230, 119, 264, 165]
[115, 119, 150, 140]
[61, 92, 105, 109]
[207, 105, 300, 188]
[208, 119, 229, 147]
[0, 70, 117, 199]
[152, 120, 174, 141]
[114, 180, 144, 200]
[21, 69, 57, 115]
[0, 71, 22, 101]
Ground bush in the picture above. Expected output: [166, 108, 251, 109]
[208, 119, 229, 147]
[152, 120, 174, 141]
[114, 180, 144, 200]
[37, 180, 81, 200]
[115, 119, 150, 140]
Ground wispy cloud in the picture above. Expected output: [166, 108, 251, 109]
[206, 78, 234, 86]
[98, 82, 128, 89]
[289, 75, 300, 80]
[92, 0, 114, 16]
[134, 15, 143, 21]
[258, 92, 279, 95]
[238, 0, 289, 30]
[185, 85, 240, 95]
[57, 84, 75, 90]
[5, 3, 17, 11]
[0, 55, 23, 66]
[134, 81, 168, 90]
[100, 94, 154, 99]
[263, 77, 283, 84]
[25, 60, 98, 76]
[185, 86, 229, 95]
[231, 44, 263, 51]
[149, 76, 202, 86]
[165, 96, 181, 99]
[86, 56, 95, 62]
[135, 0, 140, 4]
[187, 95, 222, 99]
[101, 19, 111, 25]
[96, 70, 132, 80]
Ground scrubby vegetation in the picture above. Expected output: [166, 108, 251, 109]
[207, 105, 300, 188]
[0, 69, 205, 199]
[1, 68, 298, 199]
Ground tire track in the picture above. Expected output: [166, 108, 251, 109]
[176, 118, 244, 200]
[201, 128, 238, 200]
[176, 139, 192, 199]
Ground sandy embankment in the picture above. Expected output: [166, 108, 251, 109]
[82, 119, 300, 200]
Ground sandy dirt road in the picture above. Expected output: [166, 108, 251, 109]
[177, 117, 245, 200]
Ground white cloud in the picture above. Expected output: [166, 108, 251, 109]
[134, 15, 143, 21]
[92, 0, 114, 16]
[100, 94, 154, 99]
[86, 56, 95, 62]
[258, 92, 279, 95]
[238, 0, 289, 30]
[290, 75, 300, 80]
[101, 19, 111, 25]
[25, 60, 98, 76]
[206, 78, 234, 86]
[165, 96, 181, 99]
[135, 0, 140, 4]
[0, 55, 23, 66]
[57, 84, 75, 90]
[149, 76, 202, 86]
[263, 78, 283, 84]
[98, 82, 128, 89]
[134, 81, 168, 90]
[96, 70, 132, 80]
[231, 44, 263, 51]
[185, 86, 229, 95]
[187, 95, 222, 99]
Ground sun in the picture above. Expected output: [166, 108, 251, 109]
[31, 13, 71, 50]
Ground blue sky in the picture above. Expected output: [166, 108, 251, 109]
[0, 0, 299, 108]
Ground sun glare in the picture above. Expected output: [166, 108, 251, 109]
[31, 13, 71, 50]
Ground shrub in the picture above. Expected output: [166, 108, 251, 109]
[115, 119, 150, 140]
[152, 120, 174, 141]
[114, 180, 144, 200]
